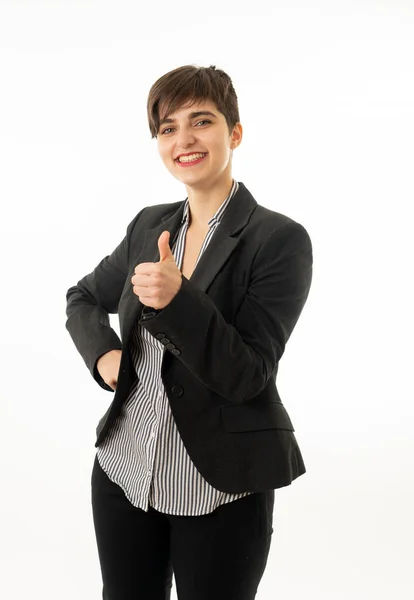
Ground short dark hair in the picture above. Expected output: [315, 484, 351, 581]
[147, 64, 240, 139]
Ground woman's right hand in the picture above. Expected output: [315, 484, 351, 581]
[96, 349, 122, 391]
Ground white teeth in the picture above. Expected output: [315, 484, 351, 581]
[178, 153, 206, 163]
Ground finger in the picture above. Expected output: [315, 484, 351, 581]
[132, 285, 156, 300]
[131, 273, 154, 287]
[158, 231, 172, 262]
[134, 263, 155, 275]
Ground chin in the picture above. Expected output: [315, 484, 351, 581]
[174, 168, 209, 182]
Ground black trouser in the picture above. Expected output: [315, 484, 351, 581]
[91, 454, 274, 600]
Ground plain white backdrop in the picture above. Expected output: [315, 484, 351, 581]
[0, 1, 413, 598]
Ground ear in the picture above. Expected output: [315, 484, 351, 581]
[231, 122, 243, 150]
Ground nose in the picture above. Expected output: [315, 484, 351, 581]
[175, 127, 196, 151]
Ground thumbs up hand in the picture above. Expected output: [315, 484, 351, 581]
[131, 231, 183, 310]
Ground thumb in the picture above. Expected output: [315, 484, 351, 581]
[158, 231, 174, 262]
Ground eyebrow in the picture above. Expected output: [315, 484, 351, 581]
[159, 110, 217, 128]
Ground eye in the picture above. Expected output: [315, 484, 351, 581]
[160, 120, 212, 135]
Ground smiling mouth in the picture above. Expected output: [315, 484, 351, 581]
[176, 152, 208, 164]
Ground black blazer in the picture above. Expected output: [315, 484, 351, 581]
[66, 181, 313, 493]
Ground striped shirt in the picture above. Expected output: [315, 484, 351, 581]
[96, 178, 253, 515]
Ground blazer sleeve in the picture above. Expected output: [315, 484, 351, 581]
[139, 221, 313, 404]
[65, 207, 146, 391]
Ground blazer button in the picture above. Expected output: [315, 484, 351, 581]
[156, 333, 165, 340]
[161, 337, 170, 344]
[171, 349, 181, 356]
[166, 343, 175, 350]
[171, 385, 183, 397]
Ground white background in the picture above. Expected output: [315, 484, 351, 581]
[0, 1, 413, 598]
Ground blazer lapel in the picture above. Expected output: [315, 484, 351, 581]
[122, 182, 257, 343]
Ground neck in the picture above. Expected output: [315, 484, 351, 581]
[185, 173, 234, 231]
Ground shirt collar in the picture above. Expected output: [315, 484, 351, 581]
[181, 179, 239, 228]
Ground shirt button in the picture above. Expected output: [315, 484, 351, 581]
[171, 385, 184, 397]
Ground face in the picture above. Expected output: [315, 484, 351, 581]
[156, 99, 242, 188]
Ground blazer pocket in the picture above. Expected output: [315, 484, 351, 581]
[220, 401, 295, 433]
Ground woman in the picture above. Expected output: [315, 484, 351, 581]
[66, 64, 313, 600]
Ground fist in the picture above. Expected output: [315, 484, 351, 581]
[131, 231, 182, 310]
